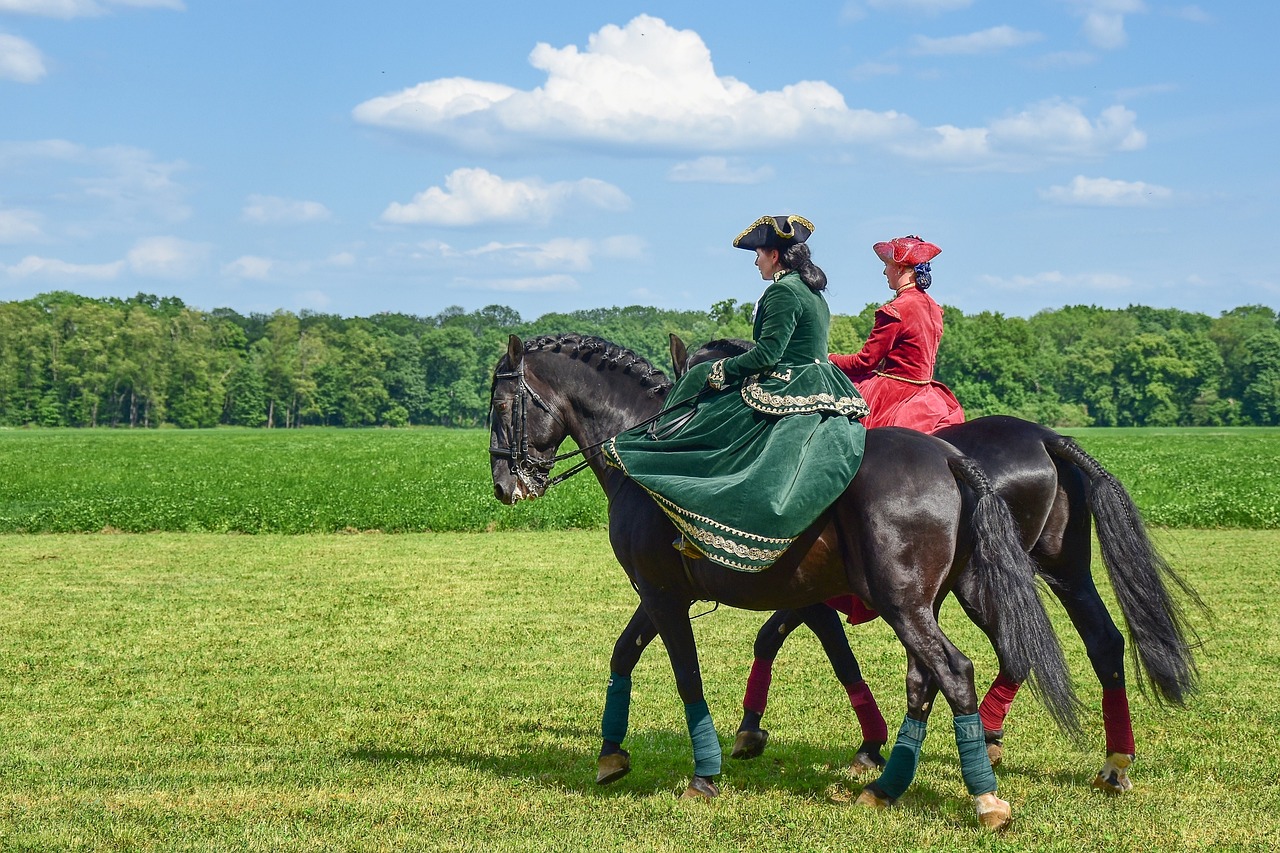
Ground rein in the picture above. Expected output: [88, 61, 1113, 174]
[489, 359, 705, 490]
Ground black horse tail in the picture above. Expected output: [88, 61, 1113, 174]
[947, 453, 1084, 736]
[1046, 436, 1206, 705]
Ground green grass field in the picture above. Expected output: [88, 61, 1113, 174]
[2, 427, 1278, 850]
[2, 530, 1277, 851]
[2, 426, 1278, 532]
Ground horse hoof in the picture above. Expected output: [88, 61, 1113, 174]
[730, 728, 769, 760]
[596, 750, 631, 785]
[679, 775, 720, 799]
[850, 746, 885, 775]
[976, 794, 1012, 831]
[985, 729, 1004, 767]
[854, 788, 892, 810]
[1091, 752, 1134, 794]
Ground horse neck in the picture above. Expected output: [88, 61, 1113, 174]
[533, 349, 668, 452]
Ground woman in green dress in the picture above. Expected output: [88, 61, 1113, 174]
[603, 215, 868, 571]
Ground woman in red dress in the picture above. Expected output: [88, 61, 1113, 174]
[731, 236, 965, 769]
[829, 235, 964, 432]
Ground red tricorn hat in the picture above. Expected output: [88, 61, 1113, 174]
[733, 215, 815, 251]
[873, 235, 941, 266]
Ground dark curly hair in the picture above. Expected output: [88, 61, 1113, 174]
[780, 243, 827, 293]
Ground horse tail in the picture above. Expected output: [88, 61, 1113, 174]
[947, 453, 1083, 736]
[1045, 436, 1206, 705]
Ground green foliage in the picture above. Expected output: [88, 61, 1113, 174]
[2, 293, 1279, 428]
[1, 427, 1277, 534]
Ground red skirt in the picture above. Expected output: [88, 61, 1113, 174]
[855, 373, 965, 433]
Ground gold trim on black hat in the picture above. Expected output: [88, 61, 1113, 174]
[733, 215, 815, 250]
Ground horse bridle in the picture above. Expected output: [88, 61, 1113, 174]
[489, 355, 712, 493]
[489, 359, 598, 492]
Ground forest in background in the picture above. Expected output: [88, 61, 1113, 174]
[1, 290, 1278, 429]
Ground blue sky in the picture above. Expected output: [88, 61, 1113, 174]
[2, 0, 1277, 322]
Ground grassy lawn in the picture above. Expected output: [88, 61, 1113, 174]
[2, 529, 1277, 851]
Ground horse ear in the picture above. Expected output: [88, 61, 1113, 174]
[507, 334, 525, 368]
[669, 334, 689, 378]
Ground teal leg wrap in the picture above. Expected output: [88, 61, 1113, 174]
[684, 700, 721, 777]
[874, 716, 927, 800]
[601, 673, 631, 745]
[954, 712, 998, 796]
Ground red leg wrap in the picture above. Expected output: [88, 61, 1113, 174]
[846, 680, 889, 742]
[978, 671, 1021, 732]
[1102, 687, 1136, 755]
[742, 657, 773, 714]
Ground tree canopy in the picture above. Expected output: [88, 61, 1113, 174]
[1, 292, 1276, 428]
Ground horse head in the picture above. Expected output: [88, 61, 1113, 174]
[489, 333, 673, 505]
[488, 334, 570, 505]
[669, 334, 753, 379]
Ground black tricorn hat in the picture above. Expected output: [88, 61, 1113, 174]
[733, 215, 815, 251]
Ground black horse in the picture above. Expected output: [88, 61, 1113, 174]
[489, 333, 1081, 830]
[675, 336, 1204, 794]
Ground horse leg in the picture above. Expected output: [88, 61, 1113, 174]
[951, 574, 1023, 768]
[804, 604, 888, 772]
[597, 604, 658, 785]
[1037, 507, 1135, 793]
[731, 609, 797, 760]
[732, 605, 888, 771]
[641, 587, 722, 799]
[859, 609, 1010, 831]
[1054, 571, 1134, 793]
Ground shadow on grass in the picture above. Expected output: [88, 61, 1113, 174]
[345, 726, 1082, 814]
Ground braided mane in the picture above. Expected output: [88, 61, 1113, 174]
[524, 333, 672, 398]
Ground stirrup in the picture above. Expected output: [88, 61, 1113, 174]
[672, 535, 703, 559]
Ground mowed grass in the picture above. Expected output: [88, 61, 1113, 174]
[2, 426, 1280, 533]
[2, 530, 1279, 851]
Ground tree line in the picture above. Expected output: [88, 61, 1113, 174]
[1, 290, 1278, 429]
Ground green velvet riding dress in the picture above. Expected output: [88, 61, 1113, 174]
[603, 271, 868, 571]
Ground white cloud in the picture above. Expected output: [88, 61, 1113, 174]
[0, 0, 183, 18]
[3, 254, 123, 279]
[1062, 0, 1147, 49]
[460, 274, 581, 294]
[0, 33, 46, 82]
[381, 167, 629, 227]
[979, 270, 1135, 293]
[466, 235, 643, 271]
[241, 194, 331, 225]
[1167, 5, 1211, 23]
[668, 156, 773, 184]
[125, 236, 207, 277]
[1113, 82, 1176, 101]
[0, 140, 191, 230]
[0, 206, 44, 242]
[223, 255, 274, 280]
[470, 238, 595, 272]
[843, 0, 972, 18]
[900, 99, 1145, 166]
[1030, 51, 1098, 69]
[911, 26, 1043, 56]
[597, 235, 646, 258]
[1041, 175, 1172, 206]
[352, 16, 1145, 171]
[326, 251, 356, 267]
[353, 15, 912, 155]
[850, 61, 901, 80]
